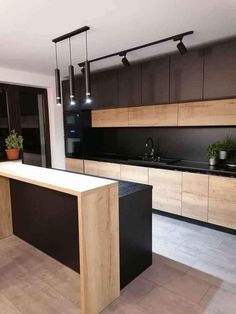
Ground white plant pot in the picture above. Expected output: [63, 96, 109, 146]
[209, 157, 217, 166]
[219, 150, 227, 160]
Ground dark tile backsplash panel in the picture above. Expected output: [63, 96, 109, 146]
[85, 127, 236, 162]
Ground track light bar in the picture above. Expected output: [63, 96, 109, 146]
[78, 30, 193, 67]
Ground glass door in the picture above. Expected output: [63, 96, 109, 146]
[0, 89, 9, 160]
[18, 87, 51, 168]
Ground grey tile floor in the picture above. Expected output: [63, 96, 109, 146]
[0, 214, 235, 313]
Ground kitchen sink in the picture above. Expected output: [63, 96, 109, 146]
[128, 156, 180, 165]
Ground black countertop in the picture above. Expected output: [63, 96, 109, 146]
[84, 155, 236, 178]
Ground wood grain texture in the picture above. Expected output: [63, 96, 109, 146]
[149, 168, 182, 215]
[65, 158, 84, 173]
[178, 98, 236, 126]
[92, 108, 129, 127]
[182, 172, 209, 222]
[120, 165, 149, 184]
[78, 183, 120, 314]
[128, 104, 178, 126]
[0, 176, 13, 239]
[84, 160, 121, 180]
[209, 176, 236, 229]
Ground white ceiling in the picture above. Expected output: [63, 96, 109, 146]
[0, 0, 236, 78]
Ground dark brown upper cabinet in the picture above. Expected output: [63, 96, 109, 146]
[97, 69, 118, 108]
[141, 57, 170, 105]
[203, 40, 236, 100]
[118, 64, 141, 107]
[170, 50, 204, 103]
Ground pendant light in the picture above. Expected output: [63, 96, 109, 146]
[54, 43, 61, 106]
[68, 38, 76, 105]
[84, 31, 92, 104]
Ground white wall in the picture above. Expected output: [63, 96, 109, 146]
[0, 66, 65, 169]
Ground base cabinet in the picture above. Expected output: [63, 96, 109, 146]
[149, 168, 182, 215]
[182, 173, 209, 222]
[84, 160, 121, 180]
[120, 165, 149, 184]
[65, 158, 84, 173]
[209, 176, 236, 229]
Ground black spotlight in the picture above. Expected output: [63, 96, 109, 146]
[177, 40, 187, 55]
[80, 65, 85, 75]
[121, 53, 130, 67]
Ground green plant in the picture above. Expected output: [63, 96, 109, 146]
[5, 130, 23, 150]
[219, 136, 236, 152]
[207, 141, 221, 158]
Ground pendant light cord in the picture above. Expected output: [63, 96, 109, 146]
[85, 31, 89, 61]
[55, 43, 58, 68]
[69, 37, 72, 65]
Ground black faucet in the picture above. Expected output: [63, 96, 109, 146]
[145, 137, 155, 159]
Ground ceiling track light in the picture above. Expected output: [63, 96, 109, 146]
[68, 38, 76, 105]
[120, 53, 130, 67]
[84, 31, 92, 105]
[54, 43, 61, 106]
[173, 35, 188, 55]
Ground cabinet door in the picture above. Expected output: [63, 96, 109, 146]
[65, 158, 84, 173]
[149, 168, 182, 214]
[84, 160, 121, 179]
[182, 173, 208, 221]
[170, 50, 204, 102]
[204, 40, 236, 99]
[128, 104, 178, 127]
[97, 70, 118, 108]
[118, 64, 141, 107]
[120, 165, 148, 184]
[141, 57, 170, 105]
[92, 108, 129, 127]
[209, 176, 236, 229]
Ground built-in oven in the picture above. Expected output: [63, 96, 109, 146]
[64, 110, 91, 158]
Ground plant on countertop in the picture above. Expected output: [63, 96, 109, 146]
[207, 141, 221, 158]
[5, 130, 23, 160]
[5, 130, 23, 150]
[218, 136, 236, 152]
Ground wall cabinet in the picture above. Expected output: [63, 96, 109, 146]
[118, 64, 141, 107]
[141, 57, 170, 105]
[178, 98, 236, 126]
[182, 172, 209, 221]
[92, 108, 129, 127]
[204, 40, 236, 100]
[209, 176, 236, 229]
[65, 158, 84, 173]
[120, 165, 148, 184]
[149, 168, 182, 215]
[84, 159, 121, 179]
[128, 104, 178, 127]
[170, 50, 204, 103]
[97, 70, 118, 108]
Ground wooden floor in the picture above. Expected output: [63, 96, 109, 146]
[0, 214, 236, 314]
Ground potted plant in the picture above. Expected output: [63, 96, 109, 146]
[218, 136, 236, 160]
[5, 130, 23, 160]
[207, 141, 220, 166]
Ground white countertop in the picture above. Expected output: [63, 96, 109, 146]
[0, 162, 116, 195]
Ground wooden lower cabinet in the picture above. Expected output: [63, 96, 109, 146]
[65, 158, 84, 173]
[149, 168, 182, 215]
[120, 165, 149, 184]
[182, 173, 209, 222]
[209, 176, 236, 229]
[84, 160, 121, 180]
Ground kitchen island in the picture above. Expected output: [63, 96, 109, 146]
[0, 162, 152, 313]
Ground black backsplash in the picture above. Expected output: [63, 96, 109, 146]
[85, 127, 236, 162]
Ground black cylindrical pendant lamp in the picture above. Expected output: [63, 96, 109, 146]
[68, 38, 76, 105]
[84, 60, 92, 104]
[55, 68, 61, 105]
